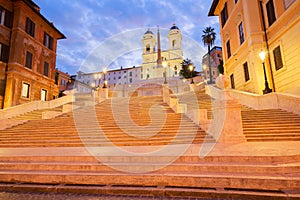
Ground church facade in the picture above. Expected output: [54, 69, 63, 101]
[75, 24, 184, 92]
[141, 24, 183, 80]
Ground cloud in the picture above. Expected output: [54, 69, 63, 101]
[34, 0, 220, 74]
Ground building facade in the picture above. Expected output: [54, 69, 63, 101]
[209, 0, 300, 94]
[76, 66, 142, 90]
[202, 46, 223, 83]
[0, 0, 65, 108]
[141, 24, 183, 80]
[56, 69, 70, 95]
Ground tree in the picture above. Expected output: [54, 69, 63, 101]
[179, 58, 198, 79]
[202, 27, 216, 84]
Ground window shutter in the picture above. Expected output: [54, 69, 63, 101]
[273, 46, 283, 70]
[4, 10, 13, 28]
[2, 44, 9, 63]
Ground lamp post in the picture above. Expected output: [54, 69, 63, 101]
[102, 69, 107, 88]
[259, 51, 272, 94]
[163, 61, 168, 84]
[188, 64, 194, 84]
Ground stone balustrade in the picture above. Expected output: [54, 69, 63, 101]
[0, 95, 74, 120]
[206, 85, 300, 115]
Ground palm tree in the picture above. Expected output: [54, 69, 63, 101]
[202, 27, 216, 84]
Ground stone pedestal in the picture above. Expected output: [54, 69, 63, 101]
[96, 88, 109, 102]
[209, 90, 246, 144]
[162, 84, 170, 104]
[189, 83, 195, 92]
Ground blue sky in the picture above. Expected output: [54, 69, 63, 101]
[34, 0, 220, 74]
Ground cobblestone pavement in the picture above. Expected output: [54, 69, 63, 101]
[0, 191, 229, 200]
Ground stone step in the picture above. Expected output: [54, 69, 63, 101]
[0, 140, 215, 147]
[247, 137, 300, 142]
[242, 123, 300, 128]
[0, 182, 298, 199]
[0, 161, 298, 175]
[243, 129, 300, 134]
[1, 154, 299, 164]
[0, 170, 298, 191]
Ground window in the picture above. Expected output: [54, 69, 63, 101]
[41, 89, 47, 101]
[25, 51, 33, 69]
[129, 78, 132, 83]
[172, 40, 177, 48]
[22, 83, 30, 98]
[55, 72, 59, 85]
[0, 43, 9, 63]
[61, 79, 66, 86]
[221, 3, 228, 27]
[26, 18, 35, 37]
[44, 32, 53, 50]
[226, 40, 231, 58]
[43, 62, 49, 77]
[0, 7, 5, 25]
[243, 62, 250, 82]
[238, 22, 245, 44]
[230, 74, 235, 89]
[273, 46, 283, 70]
[266, 0, 276, 26]
[146, 44, 150, 52]
[0, 6, 13, 28]
[129, 71, 132, 76]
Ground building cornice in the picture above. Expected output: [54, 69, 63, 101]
[208, 0, 220, 16]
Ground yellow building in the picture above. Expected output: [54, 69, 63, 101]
[141, 24, 183, 80]
[209, 0, 300, 95]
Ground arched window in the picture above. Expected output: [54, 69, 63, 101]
[172, 40, 177, 48]
[146, 44, 150, 52]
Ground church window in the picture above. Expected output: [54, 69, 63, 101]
[172, 40, 177, 48]
[146, 44, 150, 52]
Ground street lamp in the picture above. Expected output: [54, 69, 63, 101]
[102, 69, 107, 88]
[259, 51, 272, 94]
[188, 64, 194, 84]
[162, 61, 168, 84]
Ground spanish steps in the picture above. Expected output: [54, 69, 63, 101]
[0, 92, 299, 199]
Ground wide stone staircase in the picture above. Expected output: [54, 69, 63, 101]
[0, 96, 214, 147]
[174, 90, 300, 142]
[0, 94, 299, 198]
[242, 109, 300, 142]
